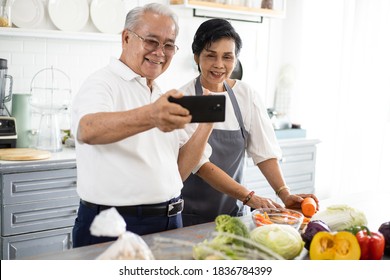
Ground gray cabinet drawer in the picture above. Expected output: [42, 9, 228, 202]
[1, 196, 79, 236]
[1, 227, 72, 260]
[279, 145, 316, 166]
[1, 168, 77, 204]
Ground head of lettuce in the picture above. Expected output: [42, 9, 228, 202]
[250, 224, 304, 259]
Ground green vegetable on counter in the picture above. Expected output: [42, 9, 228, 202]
[250, 224, 304, 260]
[192, 215, 283, 260]
[310, 204, 367, 231]
[213, 214, 250, 246]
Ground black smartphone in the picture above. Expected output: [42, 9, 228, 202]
[168, 95, 226, 123]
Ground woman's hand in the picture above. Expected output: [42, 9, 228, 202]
[247, 195, 284, 209]
[282, 193, 320, 211]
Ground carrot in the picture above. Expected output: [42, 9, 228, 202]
[303, 216, 311, 224]
[254, 213, 273, 225]
[301, 197, 317, 217]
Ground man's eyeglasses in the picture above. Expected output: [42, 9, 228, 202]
[128, 30, 179, 56]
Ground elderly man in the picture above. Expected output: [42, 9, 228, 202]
[71, 3, 213, 248]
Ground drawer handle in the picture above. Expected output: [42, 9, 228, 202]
[280, 157, 287, 163]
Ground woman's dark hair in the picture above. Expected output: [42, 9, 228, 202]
[192, 18, 242, 57]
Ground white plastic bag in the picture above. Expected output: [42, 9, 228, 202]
[90, 207, 155, 260]
[97, 231, 155, 260]
[90, 207, 126, 237]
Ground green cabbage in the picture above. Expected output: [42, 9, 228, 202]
[250, 224, 304, 260]
[193, 215, 284, 260]
[310, 204, 367, 231]
[193, 232, 284, 260]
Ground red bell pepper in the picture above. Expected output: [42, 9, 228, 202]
[355, 226, 385, 260]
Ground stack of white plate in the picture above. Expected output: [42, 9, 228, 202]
[11, 0, 45, 29]
[11, 0, 126, 34]
[90, 0, 126, 34]
[47, 0, 89, 32]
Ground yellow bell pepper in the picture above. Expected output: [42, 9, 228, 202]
[309, 231, 361, 260]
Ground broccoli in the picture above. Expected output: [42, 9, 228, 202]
[213, 214, 250, 246]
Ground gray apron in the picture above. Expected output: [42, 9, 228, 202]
[181, 77, 249, 226]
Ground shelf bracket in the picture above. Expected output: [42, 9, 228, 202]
[192, 9, 263, 24]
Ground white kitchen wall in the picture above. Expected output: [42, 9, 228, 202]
[0, 0, 276, 131]
[277, 0, 390, 199]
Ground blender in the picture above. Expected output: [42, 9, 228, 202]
[0, 58, 17, 148]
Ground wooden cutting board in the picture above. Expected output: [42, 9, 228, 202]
[0, 148, 51, 161]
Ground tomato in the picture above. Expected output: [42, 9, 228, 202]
[309, 231, 361, 260]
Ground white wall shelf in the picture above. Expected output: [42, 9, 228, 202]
[0, 27, 121, 42]
[170, 0, 286, 22]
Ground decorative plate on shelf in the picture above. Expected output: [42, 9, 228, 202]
[48, 0, 89, 32]
[11, 0, 44, 29]
[90, 0, 126, 34]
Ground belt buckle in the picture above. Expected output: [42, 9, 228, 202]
[167, 199, 184, 217]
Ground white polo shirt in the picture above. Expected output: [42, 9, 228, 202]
[72, 58, 207, 206]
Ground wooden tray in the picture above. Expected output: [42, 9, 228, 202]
[0, 148, 51, 161]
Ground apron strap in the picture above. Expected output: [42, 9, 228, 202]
[195, 76, 248, 141]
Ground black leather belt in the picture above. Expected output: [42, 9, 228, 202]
[80, 198, 184, 217]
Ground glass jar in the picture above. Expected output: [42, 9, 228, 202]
[0, 0, 13, 27]
[261, 0, 273, 9]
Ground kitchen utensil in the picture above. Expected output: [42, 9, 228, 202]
[0, 58, 17, 148]
[11, 93, 31, 148]
[11, 0, 44, 28]
[0, 116, 16, 148]
[0, 58, 13, 116]
[48, 0, 89, 32]
[0, 0, 13, 27]
[230, 59, 243, 80]
[29, 66, 71, 152]
[90, 0, 125, 34]
[0, 147, 50, 161]
[261, 0, 273, 9]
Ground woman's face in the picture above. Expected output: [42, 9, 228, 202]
[196, 38, 237, 92]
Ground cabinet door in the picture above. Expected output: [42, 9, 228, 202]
[2, 196, 79, 236]
[279, 144, 317, 194]
[243, 158, 276, 199]
[1, 227, 72, 260]
[1, 168, 77, 205]
[243, 140, 318, 197]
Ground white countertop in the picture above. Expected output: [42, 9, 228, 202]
[42, 147, 76, 161]
[0, 147, 76, 173]
[0, 147, 76, 165]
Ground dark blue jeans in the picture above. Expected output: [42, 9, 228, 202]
[72, 201, 183, 248]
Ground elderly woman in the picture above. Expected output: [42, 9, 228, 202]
[179, 18, 319, 226]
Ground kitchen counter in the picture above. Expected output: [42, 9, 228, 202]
[32, 214, 255, 260]
[28, 190, 390, 260]
[28, 219, 220, 260]
[0, 147, 76, 173]
[0, 147, 78, 260]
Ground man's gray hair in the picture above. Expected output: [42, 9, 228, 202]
[124, 3, 179, 36]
